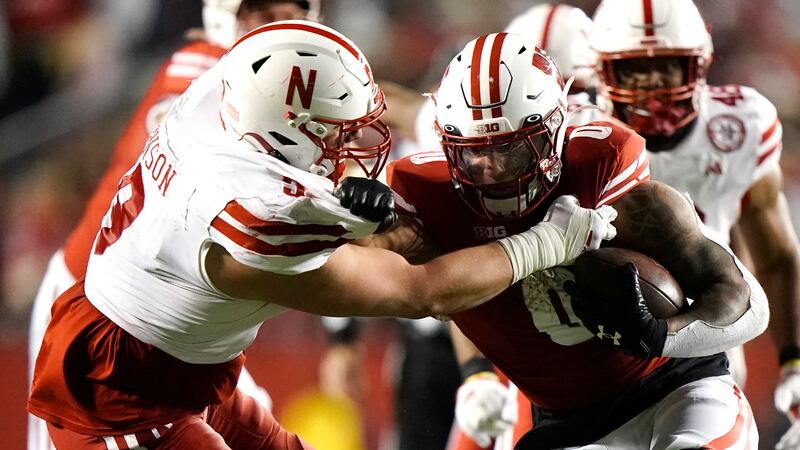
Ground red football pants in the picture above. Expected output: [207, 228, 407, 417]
[46, 389, 314, 450]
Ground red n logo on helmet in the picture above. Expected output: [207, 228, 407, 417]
[285, 66, 317, 109]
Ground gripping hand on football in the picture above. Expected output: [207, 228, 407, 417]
[334, 177, 397, 233]
[565, 263, 667, 359]
[775, 362, 800, 450]
[455, 372, 518, 448]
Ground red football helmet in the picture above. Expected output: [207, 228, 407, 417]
[591, 0, 713, 137]
[434, 33, 570, 219]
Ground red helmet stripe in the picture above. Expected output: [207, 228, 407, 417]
[642, 0, 655, 37]
[470, 35, 488, 120]
[540, 4, 559, 51]
[229, 22, 360, 59]
[489, 33, 507, 118]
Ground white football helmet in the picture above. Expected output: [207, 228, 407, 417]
[435, 33, 569, 219]
[203, 0, 322, 48]
[591, 0, 713, 137]
[220, 20, 391, 182]
[505, 3, 596, 91]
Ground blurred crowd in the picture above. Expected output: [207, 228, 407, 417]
[1, 0, 800, 448]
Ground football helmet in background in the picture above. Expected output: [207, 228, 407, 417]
[435, 33, 569, 219]
[203, 0, 322, 48]
[220, 20, 391, 183]
[505, 3, 596, 92]
[591, 0, 713, 137]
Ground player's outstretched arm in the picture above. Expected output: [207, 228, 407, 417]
[205, 239, 512, 318]
[610, 180, 769, 357]
[205, 194, 617, 318]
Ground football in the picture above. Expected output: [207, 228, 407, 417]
[571, 247, 687, 319]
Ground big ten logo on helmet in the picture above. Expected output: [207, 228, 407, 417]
[474, 225, 507, 239]
[474, 123, 501, 135]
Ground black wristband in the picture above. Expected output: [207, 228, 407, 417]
[779, 344, 800, 365]
[460, 356, 494, 380]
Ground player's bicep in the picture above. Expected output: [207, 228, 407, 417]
[204, 242, 428, 318]
[609, 180, 743, 299]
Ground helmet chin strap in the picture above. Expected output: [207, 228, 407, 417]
[287, 111, 335, 177]
[553, 76, 575, 158]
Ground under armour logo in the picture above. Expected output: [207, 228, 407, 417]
[596, 325, 622, 346]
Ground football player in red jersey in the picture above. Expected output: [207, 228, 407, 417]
[28, 21, 618, 450]
[363, 32, 769, 449]
[27, 2, 318, 449]
[589, 1, 800, 448]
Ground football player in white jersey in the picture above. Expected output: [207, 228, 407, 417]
[27, 1, 322, 449]
[26, 2, 319, 449]
[591, 0, 800, 447]
[27, 21, 617, 449]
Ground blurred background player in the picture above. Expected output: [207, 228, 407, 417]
[589, 0, 800, 447]
[26, 1, 319, 449]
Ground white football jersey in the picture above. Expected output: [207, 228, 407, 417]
[647, 85, 782, 245]
[84, 62, 378, 364]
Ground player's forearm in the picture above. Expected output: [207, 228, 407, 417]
[410, 242, 512, 317]
[662, 256, 769, 357]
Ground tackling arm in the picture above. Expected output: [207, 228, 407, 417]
[610, 180, 768, 356]
[205, 240, 512, 319]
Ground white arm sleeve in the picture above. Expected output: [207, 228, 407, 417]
[662, 249, 769, 358]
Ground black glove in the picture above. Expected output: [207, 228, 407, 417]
[334, 177, 397, 233]
[564, 263, 668, 359]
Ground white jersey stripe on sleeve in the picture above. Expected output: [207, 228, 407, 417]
[599, 149, 648, 197]
[597, 149, 650, 206]
[102, 436, 120, 450]
[123, 434, 139, 448]
[597, 165, 650, 207]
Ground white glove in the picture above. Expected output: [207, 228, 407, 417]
[498, 195, 618, 284]
[543, 195, 618, 255]
[775, 364, 800, 450]
[455, 373, 518, 448]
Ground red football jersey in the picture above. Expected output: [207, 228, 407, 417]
[388, 122, 664, 414]
[62, 40, 227, 278]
